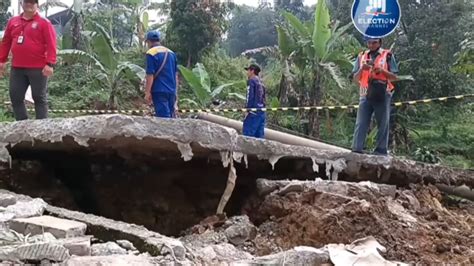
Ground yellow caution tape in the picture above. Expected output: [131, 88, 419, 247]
[3, 93, 473, 115]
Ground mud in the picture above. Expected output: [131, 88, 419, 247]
[237, 181, 474, 264]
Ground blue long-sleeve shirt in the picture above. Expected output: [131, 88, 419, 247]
[246, 77, 266, 109]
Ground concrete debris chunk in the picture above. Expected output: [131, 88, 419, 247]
[0, 194, 17, 207]
[61, 255, 157, 266]
[2, 199, 47, 219]
[91, 242, 128, 256]
[56, 236, 92, 256]
[9, 215, 87, 239]
[223, 216, 257, 246]
[30, 232, 57, 243]
[116, 240, 137, 251]
[237, 246, 330, 265]
[0, 242, 70, 262]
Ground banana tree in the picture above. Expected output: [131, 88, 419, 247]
[178, 63, 245, 108]
[39, 0, 69, 17]
[276, 0, 360, 137]
[59, 22, 145, 108]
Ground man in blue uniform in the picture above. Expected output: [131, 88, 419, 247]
[144, 30, 178, 118]
[243, 64, 266, 138]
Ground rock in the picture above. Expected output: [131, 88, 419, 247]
[30, 232, 57, 243]
[0, 242, 70, 262]
[386, 199, 417, 224]
[61, 255, 158, 266]
[238, 246, 330, 265]
[116, 240, 137, 251]
[9, 215, 87, 239]
[223, 216, 257, 245]
[91, 242, 128, 256]
[193, 243, 253, 263]
[401, 190, 421, 210]
[0, 194, 16, 207]
[2, 199, 46, 219]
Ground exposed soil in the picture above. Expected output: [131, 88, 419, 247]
[239, 183, 473, 264]
[0, 144, 472, 264]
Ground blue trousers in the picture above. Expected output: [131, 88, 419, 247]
[243, 112, 265, 138]
[152, 92, 176, 118]
[352, 93, 392, 155]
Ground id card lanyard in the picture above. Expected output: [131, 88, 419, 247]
[17, 19, 33, 44]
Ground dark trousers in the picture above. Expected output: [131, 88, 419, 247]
[152, 92, 176, 118]
[243, 112, 265, 138]
[352, 93, 392, 155]
[9, 67, 48, 121]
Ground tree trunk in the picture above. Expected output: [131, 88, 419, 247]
[308, 73, 322, 138]
[278, 73, 289, 106]
[186, 51, 192, 67]
[72, 13, 83, 49]
[278, 60, 292, 105]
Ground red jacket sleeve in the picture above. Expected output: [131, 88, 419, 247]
[0, 19, 13, 63]
[42, 19, 57, 65]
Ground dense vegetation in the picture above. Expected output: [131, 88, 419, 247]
[0, 0, 472, 168]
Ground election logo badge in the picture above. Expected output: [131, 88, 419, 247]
[351, 0, 401, 38]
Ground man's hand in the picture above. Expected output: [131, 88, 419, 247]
[361, 63, 372, 71]
[145, 92, 152, 105]
[42, 65, 54, 77]
[373, 67, 383, 75]
[0, 63, 6, 78]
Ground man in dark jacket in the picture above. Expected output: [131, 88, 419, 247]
[243, 64, 266, 138]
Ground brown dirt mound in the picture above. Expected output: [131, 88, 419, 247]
[243, 184, 473, 264]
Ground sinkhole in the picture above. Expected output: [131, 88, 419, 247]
[0, 136, 331, 237]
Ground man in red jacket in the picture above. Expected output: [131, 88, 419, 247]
[0, 0, 57, 120]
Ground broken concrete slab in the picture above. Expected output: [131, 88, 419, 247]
[0, 242, 70, 262]
[9, 216, 87, 239]
[1, 190, 186, 259]
[46, 206, 186, 259]
[0, 115, 470, 189]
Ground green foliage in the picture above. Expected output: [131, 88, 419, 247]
[0, 1, 11, 29]
[275, 0, 359, 136]
[58, 22, 145, 108]
[178, 63, 245, 108]
[393, 0, 473, 100]
[413, 146, 441, 164]
[274, 0, 311, 21]
[225, 6, 278, 57]
[166, 0, 228, 66]
[201, 48, 250, 92]
[453, 32, 474, 75]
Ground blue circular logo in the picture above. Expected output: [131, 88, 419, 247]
[351, 0, 401, 38]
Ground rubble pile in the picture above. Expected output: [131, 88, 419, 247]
[0, 115, 471, 264]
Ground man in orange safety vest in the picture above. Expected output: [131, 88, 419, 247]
[351, 37, 399, 155]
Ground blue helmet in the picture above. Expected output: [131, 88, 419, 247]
[146, 30, 161, 42]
